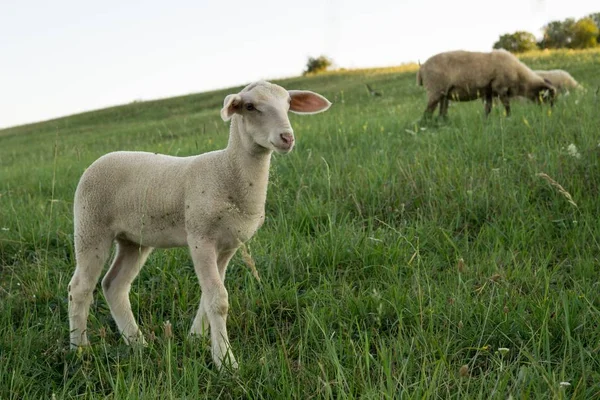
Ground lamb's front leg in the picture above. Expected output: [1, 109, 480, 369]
[188, 237, 237, 370]
[190, 248, 237, 338]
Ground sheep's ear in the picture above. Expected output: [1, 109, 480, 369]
[543, 81, 556, 97]
[538, 81, 556, 105]
[288, 90, 332, 114]
[221, 94, 242, 121]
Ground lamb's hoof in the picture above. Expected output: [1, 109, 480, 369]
[124, 334, 147, 348]
[71, 344, 91, 355]
[188, 333, 208, 344]
[216, 354, 239, 371]
[133, 339, 148, 349]
[188, 327, 209, 339]
[227, 359, 239, 371]
[189, 318, 209, 338]
[69, 338, 90, 351]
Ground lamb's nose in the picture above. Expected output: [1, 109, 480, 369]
[280, 133, 294, 145]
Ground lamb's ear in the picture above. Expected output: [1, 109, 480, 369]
[288, 90, 332, 114]
[221, 94, 242, 121]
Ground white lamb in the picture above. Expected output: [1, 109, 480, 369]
[68, 81, 332, 369]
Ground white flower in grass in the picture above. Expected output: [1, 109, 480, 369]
[567, 144, 581, 159]
[497, 347, 509, 355]
[163, 320, 173, 339]
[372, 288, 381, 300]
[559, 381, 571, 387]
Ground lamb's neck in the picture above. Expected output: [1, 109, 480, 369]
[225, 117, 272, 197]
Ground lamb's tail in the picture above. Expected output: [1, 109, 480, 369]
[416, 61, 423, 86]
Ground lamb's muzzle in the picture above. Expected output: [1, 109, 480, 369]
[277, 132, 294, 151]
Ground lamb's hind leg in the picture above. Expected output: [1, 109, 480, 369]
[190, 248, 236, 337]
[102, 239, 153, 345]
[69, 233, 113, 348]
[188, 237, 237, 369]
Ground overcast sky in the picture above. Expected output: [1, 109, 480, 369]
[0, 0, 597, 129]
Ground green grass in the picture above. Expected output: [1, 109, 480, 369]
[1, 48, 600, 399]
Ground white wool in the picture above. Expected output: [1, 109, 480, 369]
[534, 69, 582, 93]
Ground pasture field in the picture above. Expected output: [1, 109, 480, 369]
[1, 48, 600, 399]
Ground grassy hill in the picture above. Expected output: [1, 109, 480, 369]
[1, 48, 600, 398]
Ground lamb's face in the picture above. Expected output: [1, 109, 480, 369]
[221, 81, 332, 154]
[239, 83, 296, 154]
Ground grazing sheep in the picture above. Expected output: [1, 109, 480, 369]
[68, 81, 332, 369]
[534, 69, 582, 93]
[416, 49, 556, 118]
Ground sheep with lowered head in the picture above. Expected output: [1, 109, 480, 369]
[68, 81, 332, 369]
[416, 49, 556, 118]
[534, 69, 582, 93]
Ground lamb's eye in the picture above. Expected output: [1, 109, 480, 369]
[245, 103, 255, 111]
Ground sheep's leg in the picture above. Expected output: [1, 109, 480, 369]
[484, 93, 493, 116]
[439, 96, 450, 118]
[216, 249, 236, 281]
[423, 97, 440, 118]
[422, 92, 441, 119]
[102, 239, 153, 345]
[189, 237, 237, 369]
[190, 248, 236, 337]
[500, 96, 511, 116]
[68, 235, 113, 348]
